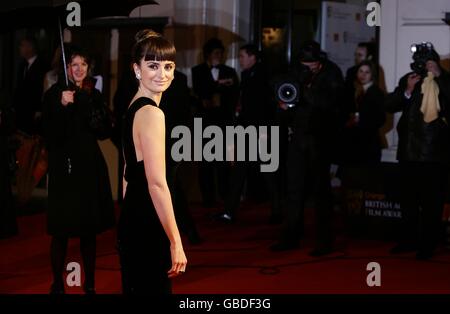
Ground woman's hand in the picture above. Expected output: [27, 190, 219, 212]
[405, 73, 421, 96]
[167, 242, 187, 278]
[61, 90, 75, 106]
[426, 60, 441, 78]
[345, 113, 359, 128]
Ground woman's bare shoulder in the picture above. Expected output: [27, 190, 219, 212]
[134, 104, 165, 127]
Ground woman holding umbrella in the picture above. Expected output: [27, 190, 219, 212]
[42, 45, 115, 294]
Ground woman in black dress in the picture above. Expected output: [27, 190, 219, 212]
[42, 46, 115, 294]
[118, 30, 187, 294]
[341, 60, 386, 165]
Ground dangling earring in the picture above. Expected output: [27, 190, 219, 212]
[136, 72, 141, 80]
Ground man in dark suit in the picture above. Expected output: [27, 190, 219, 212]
[216, 44, 277, 223]
[345, 42, 386, 94]
[13, 36, 48, 135]
[160, 70, 202, 244]
[345, 42, 375, 89]
[0, 95, 18, 238]
[191, 38, 239, 208]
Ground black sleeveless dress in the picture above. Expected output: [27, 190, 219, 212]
[117, 97, 172, 294]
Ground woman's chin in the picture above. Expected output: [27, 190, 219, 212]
[74, 76, 86, 83]
[152, 85, 170, 93]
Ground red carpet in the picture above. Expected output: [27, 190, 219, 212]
[1, 201, 450, 294]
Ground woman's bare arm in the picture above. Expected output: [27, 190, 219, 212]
[135, 105, 187, 276]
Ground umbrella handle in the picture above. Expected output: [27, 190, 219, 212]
[58, 18, 69, 87]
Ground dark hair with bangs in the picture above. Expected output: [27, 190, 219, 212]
[62, 44, 95, 92]
[65, 44, 91, 67]
[132, 29, 176, 64]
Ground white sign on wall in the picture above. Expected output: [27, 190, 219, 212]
[320, 1, 376, 74]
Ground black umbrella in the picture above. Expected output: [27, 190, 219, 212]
[167, 23, 245, 52]
[1, 0, 159, 85]
[1, 1, 159, 28]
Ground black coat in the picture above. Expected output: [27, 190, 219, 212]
[290, 60, 345, 158]
[160, 71, 193, 167]
[42, 81, 115, 237]
[340, 84, 386, 164]
[385, 70, 450, 164]
[191, 62, 239, 126]
[13, 57, 47, 134]
[238, 62, 275, 127]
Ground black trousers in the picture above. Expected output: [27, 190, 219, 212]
[198, 160, 229, 207]
[280, 137, 334, 249]
[197, 114, 230, 208]
[398, 162, 448, 251]
[224, 161, 281, 219]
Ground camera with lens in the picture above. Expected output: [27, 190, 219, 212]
[410, 42, 440, 77]
[273, 76, 300, 108]
[272, 64, 314, 109]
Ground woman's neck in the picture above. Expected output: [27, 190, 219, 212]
[137, 85, 162, 106]
[362, 81, 373, 92]
[69, 78, 82, 88]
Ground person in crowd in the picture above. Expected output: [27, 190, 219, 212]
[340, 61, 386, 165]
[42, 45, 115, 294]
[13, 36, 48, 135]
[385, 43, 450, 260]
[191, 38, 239, 208]
[215, 44, 278, 223]
[117, 29, 187, 294]
[270, 41, 345, 256]
[90, 57, 104, 92]
[160, 70, 202, 244]
[338, 61, 386, 233]
[345, 42, 386, 94]
[0, 93, 18, 239]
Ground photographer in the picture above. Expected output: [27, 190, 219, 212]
[271, 41, 344, 255]
[386, 43, 450, 260]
